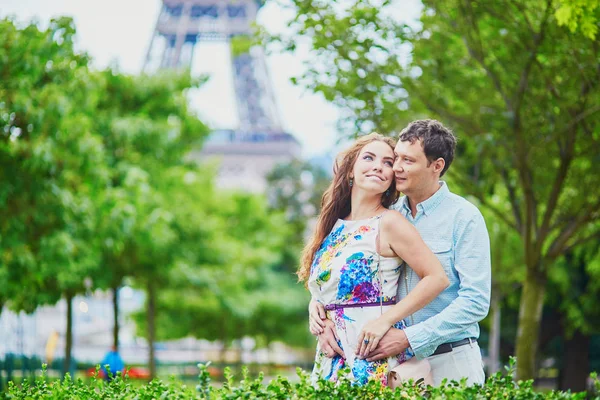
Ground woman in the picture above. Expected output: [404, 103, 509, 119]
[299, 133, 448, 386]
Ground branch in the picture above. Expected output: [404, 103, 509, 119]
[558, 105, 600, 136]
[458, 3, 513, 111]
[509, 2, 535, 35]
[499, 167, 523, 231]
[510, 0, 552, 248]
[451, 172, 519, 232]
[546, 200, 600, 259]
[412, 91, 485, 133]
[578, 121, 600, 156]
[540, 80, 600, 241]
[538, 122, 576, 242]
[514, 0, 552, 112]
[560, 230, 600, 256]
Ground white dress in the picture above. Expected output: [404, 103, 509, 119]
[308, 214, 413, 386]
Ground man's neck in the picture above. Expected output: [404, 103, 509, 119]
[407, 181, 442, 217]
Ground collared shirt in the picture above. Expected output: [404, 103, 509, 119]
[392, 182, 491, 359]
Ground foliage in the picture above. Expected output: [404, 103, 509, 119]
[266, 158, 330, 274]
[0, 14, 317, 379]
[264, 0, 600, 379]
[2, 361, 599, 399]
[548, 241, 600, 337]
[0, 16, 107, 313]
[556, 0, 600, 39]
[133, 189, 313, 348]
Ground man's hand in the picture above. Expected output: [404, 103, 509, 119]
[356, 316, 393, 358]
[317, 319, 345, 359]
[309, 299, 327, 335]
[366, 328, 410, 362]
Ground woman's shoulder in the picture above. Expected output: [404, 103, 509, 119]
[381, 208, 408, 224]
[380, 209, 412, 234]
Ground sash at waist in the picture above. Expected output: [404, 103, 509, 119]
[324, 299, 396, 311]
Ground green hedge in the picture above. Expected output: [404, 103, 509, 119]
[2, 361, 598, 399]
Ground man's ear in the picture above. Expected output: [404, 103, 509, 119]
[432, 158, 445, 175]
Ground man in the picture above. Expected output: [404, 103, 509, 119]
[310, 119, 491, 386]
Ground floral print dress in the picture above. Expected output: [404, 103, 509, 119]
[308, 215, 413, 386]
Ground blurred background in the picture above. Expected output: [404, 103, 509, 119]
[1, 0, 599, 393]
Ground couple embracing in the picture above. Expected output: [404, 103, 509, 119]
[301, 119, 491, 387]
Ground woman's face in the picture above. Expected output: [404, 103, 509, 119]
[351, 141, 395, 195]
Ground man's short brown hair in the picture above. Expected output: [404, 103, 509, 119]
[399, 119, 456, 177]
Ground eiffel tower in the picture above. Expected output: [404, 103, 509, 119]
[143, 0, 301, 192]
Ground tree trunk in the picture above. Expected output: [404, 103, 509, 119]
[515, 270, 546, 380]
[147, 280, 156, 380]
[112, 285, 120, 350]
[64, 292, 74, 377]
[488, 289, 502, 375]
[559, 330, 590, 391]
[220, 341, 228, 363]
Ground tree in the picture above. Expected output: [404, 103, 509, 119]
[545, 239, 600, 390]
[267, 0, 600, 379]
[0, 17, 109, 374]
[266, 159, 330, 274]
[0, 15, 210, 378]
[91, 70, 207, 378]
[140, 186, 313, 354]
[478, 199, 524, 375]
[90, 68, 208, 356]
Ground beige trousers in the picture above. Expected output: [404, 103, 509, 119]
[426, 341, 485, 387]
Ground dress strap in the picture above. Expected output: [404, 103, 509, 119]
[375, 210, 388, 255]
[375, 210, 388, 314]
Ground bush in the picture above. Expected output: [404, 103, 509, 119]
[2, 361, 599, 399]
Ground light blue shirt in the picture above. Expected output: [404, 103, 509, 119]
[392, 182, 491, 359]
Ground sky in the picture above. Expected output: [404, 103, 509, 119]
[0, 0, 421, 157]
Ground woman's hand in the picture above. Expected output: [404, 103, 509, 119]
[318, 319, 345, 359]
[309, 299, 327, 335]
[356, 316, 393, 358]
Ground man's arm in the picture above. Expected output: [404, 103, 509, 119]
[368, 211, 491, 361]
[404, 211, 491, 358]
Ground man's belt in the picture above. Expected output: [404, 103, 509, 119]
[431, 337, 477, 356]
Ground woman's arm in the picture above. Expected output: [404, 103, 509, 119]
[357, 211, 449, 357]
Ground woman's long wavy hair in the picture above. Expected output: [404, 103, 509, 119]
[298, 133, 400, 283]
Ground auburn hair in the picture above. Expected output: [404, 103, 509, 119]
[298, 133, 400, 283]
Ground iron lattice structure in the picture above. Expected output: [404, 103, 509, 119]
[144, 0, 300, 192]
[144, 0, 285, 134]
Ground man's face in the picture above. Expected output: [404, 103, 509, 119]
[393, 139, 437, 195]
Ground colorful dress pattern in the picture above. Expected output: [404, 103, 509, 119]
[308, 215, 413, 386]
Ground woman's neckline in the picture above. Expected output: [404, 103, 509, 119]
[339, 210, 387, 222]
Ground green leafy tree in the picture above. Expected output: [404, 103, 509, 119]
[544, 239, 600, 390]
[137, 185, 313, 355]
[90, 68, 208, 356]
[0, 17, 109, 374]
[555, 0, 600, 39]
[266, 0, 600, 379]
[266, 158, 330, 274]
[92, 72, 207, 378]
[478, 199, 525, 375]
